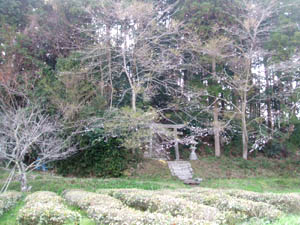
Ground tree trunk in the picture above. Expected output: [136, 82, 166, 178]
[99, 59, 104, 97]
[264, 59, 272, 133]
[241, 91, 248, 160]
[107, 25, 113, 110]
[132, 89, 137, 112]
[221, 92, 225, 112]
[121, 27, 136, 113]
[19, 163, 28, 192]
[213, 101, 221, 157]
[257, 77, 261, 118]
[212, 57, 221, 157]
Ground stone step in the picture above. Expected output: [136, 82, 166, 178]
[170, 169, 191, 172]
[184, 179, 202, 185]
[178, 176, 193, 179]
[170, 170, 193, 175]
[170, 172, 190, 175]
[173, 172, 192, 176]
[167, 161, 194, 181]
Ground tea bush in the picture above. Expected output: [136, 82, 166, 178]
[18, 191, 80, 225]
[226, 189, 300, 213]
[0, 191, 22, 217]
[63, 189, 215, 225]
[109, 189, 222, 222]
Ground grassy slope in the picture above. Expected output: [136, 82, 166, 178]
[133, 156, 300, 193]
[135, 156, 300, 179]
[0, 168, 185, 194]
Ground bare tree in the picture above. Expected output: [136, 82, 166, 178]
[182, 0, 279, 159]
[186, 35, 231, 157]
[77, 0, 183, 112]
[0, 105, 77, 192]
[221, 0, 278, 159]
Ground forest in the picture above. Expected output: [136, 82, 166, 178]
[0, 0, 300, 190]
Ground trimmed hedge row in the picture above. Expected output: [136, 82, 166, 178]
[15, 188, 292, 225]
[177, 187, 300, 214]
[87, 204, 214, 225]
[0, 191, 22, 217]
[108, 189, 223, 222]
[63, 189, 216, 225]
[18, 191, 80, 225]
[63, 189, 125, 210]
[225, 190, 300, 214]
[106, 189, 257, 224]
[174, 191, 283, 220]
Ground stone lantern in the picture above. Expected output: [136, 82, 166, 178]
[189, 137, 198, 160]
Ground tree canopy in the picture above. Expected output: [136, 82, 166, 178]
[0, 0, 300, 163]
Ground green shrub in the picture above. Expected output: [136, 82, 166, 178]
[223, 133, 243, 157]
[63, 189, 124, 210]
[24, 191, 63, 204]
[18, 191, 80, 225]
[170, 189, 283, 222]
[55, 136, 131, 177]
[263, 140, 286, 158]
[87, 204, 214, 225]
[201, 193, 281, 219]
[177, 187, 300, 214]
[109, 189, 222, 222]
[63, 189, 215, 225]
[288, 119, 300, 148]
[0, 191, 22, 217]
[226, 189, 300, 213]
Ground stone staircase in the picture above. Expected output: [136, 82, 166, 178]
[167, 161, 202, 185]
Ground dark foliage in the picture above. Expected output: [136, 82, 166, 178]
[55, 135, 130, 177]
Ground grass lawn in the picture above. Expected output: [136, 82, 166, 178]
[2, 174, 185, 194]
[2, 171, 300, 194]
[0, 200, 25, 225]
[201, 177, 300, 193]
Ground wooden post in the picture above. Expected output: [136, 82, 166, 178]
[174, 128, 180, 160]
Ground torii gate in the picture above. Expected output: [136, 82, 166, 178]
[149, 123, 185, 160]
